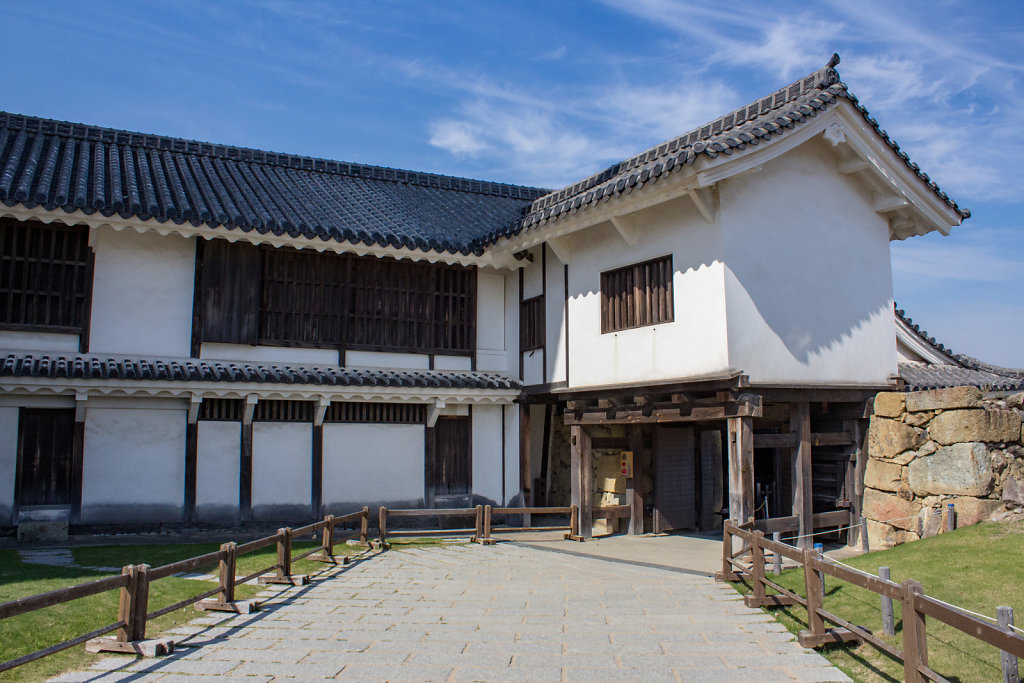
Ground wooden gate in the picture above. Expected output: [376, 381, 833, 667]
[653, 425, 697, 532]
[427, 416, 471, 506]
[17, 409, 75, 508]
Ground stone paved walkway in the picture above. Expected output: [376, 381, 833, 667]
[53, 544, 851, 683]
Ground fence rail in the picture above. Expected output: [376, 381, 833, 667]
[0, 506, 371, 674]
[718, 519, 1024, 683]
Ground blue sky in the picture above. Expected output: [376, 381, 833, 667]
[3, 1, 1022, 366]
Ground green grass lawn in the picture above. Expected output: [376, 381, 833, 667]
[0, 538, 364, 683]
[731, 520, 1024, 683]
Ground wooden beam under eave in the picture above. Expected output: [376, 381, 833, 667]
[570, 425, 593, 540]
[727, 416, 754, 535]
[564, 396, 761, 426]
[791, 403, 813, 549]
[688, 187, 715, 223]
[546, 235, 571, 264]
[609, 215, 639, 247]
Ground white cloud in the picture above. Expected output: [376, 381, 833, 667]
[429, 120, 490, 156]
[598, 81, 739, 142]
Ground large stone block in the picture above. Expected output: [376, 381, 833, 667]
[949, 497, 1002, 526]
[927, 409, 1022, 445]
[868, 418, 921, 459]
[864, 460, 903, 492]
[863, 487, 921, 531]
[866, 520, 920, 550]
[905, 386, 982, 412]
[907, 443, 993, 496]
[873, 392, 906, 419]
[1003, 476, 1024, 506]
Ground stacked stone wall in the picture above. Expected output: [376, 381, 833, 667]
[864, 386, 1024, 549]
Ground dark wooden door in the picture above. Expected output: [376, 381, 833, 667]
[17, 409, 75, 507]
[653, 425, 697, 532]
[428, 417, 471, 503]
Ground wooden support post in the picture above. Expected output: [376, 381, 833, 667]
[773, 532, 782, 575]
[308, 515, 336, 563]
[998, 606, 1019, 683]
[88, 564, 173, 656]
[628, 425, 643, 535]
[570, 425, 593, 540]
[879, 566, 895, 636]
[483, 504, 494, 545]
[184, 422, 198, 523]
[792, 403, 813, 549]
[727, 416, 754, 551]
[360, 506, 369, 545]
[198, 542, 259, 613]
[259, 528, 309, 585]
[520, 403, 532, 528]
[379, 506, 388, 548]
[902, 579, 928, 683]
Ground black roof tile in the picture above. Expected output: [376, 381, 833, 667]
[0, 353, 521, 391]
[0, 113, 548, 256]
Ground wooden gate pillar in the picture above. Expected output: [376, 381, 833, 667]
[727, 416, 754, 545]
[791, 403, 813, 548]
[570, 425, 592, 539]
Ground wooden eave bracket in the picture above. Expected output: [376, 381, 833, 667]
[243, 394, 258, 425]
[874, 193, 911, 214]
[187, 393, 202, 424]
[546, 234, 571, 264]
[609, 215, 639, 247]
[75, 391, 88, 422]
[687, 187, 716, 224]
[427, 400, 445, 428]
[314, 396, 330, 426]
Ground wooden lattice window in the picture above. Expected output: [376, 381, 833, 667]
[198, 399, 243, 421]
[0, 219, 91, 332]
[520, 295, 544, 351]
[253, 400, 313, 422]
[600, 255, 674, 333]
[325, 402, 426, 424]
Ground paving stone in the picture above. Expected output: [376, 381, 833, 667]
[786, 666, 855, 683]
[336, 664, 452, 681]
[451, 666, 561, 682]
[565, 667, 677, 682]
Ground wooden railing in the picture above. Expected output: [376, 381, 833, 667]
[377, 503, 586, 545]
[0, 507, 370, 673]
[717, 519, 1024, 683]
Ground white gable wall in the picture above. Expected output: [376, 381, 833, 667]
[89, 227, 196, 357]
[721, 137, 896, 385]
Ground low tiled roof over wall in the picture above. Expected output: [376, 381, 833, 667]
[0, 353, 521, 390]
[0, 113, 546, 255]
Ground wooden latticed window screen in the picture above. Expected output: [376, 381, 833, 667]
[325, 402, 426, 424]
[519, 295, 544, 351]
[600, 255, 674, 333]
[253, 400, 313, 422]
[0, 219, 91, 332]
[198, 399, 243, 421]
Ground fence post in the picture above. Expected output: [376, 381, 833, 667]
[902, 579, 928, 683]
[814, 543, 825, 598]
[379, 506, 388, 548]
[879, 566, 895, 635]
[483, 504, 493, 545]
[717, 520, 734, 581]
[860, 516, 870, 554]
[220, 543, 237, 604]
[798, 548, 826, 647]
[360, 506, 369, 545]
[946, 503, 956, 532]
[745, 531, 767, 607]
[277, 528, 291, 579]
[115, 564, 139, 643]
[998, 606, 1020, 683]
[472, 505, 483, 543]
[566, 503, 579, 540]
[323, 515, 336, 559]
[772, 531, 782, 575]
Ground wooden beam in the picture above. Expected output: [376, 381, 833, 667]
[564, 395, 761, 425]
[792, 403, 813, 549]
[311, 424, 323, 518]
[753, 431, 852, 449]
[609, 215, 639, 247]
[688, 187, 715, 223]
[838, 157, 870, 174]
[520, 404, 532, 508]
[727, 416, 754, 530]
[570, 425, 593, 540]
[628, 426, 643, 535]
[240, 423, 253, 521]
[184, 422, 197, 523]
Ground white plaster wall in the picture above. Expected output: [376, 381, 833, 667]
[322, 423, 424, 507]
[522, 350, 544, 386]
[82, 406, 186, 523]
[522, 246, 544, 299]
[503, 404, 519, 506]
[472, 405, 504, 504]
[529, 404, 546, 485]
[503, 270, 520, 376]
[345, 350, 429, 370]
[476, 270, 508, 372]
[434, 355, 473, 371]
[545, 248, 568, 384]
[202, 344, 338, 365]
[721, 138, 896, 385]
[196, 421, 240, 520]
[89, 228, 195, 357]
[0, 331, 79, 353]
[0, 407, 18, 525]
[563, 197, 730, 388]
[251, 423, 311, 518]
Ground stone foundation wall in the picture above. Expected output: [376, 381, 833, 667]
[864, 386, 1024, 549]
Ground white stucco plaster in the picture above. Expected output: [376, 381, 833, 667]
[252, 423, 312, 519]
[196, 421, 240, 520]
[476, 270, 507, 372]
[81, 407, 186, 523]
[433, 355, 473, 371]
[720, 138, 896, 385]
[0, 407, 18, 525]
[545, 249, 567, 384]
[522, 350, 544, 386]
[522, 246, 544, 299]
[471, 405, 504, 504]
[322, 423, 424, 508]
[0, 331, 80, 352]
[503, 404, 519, 505]
[88, 228, 195, 357]
[345, 351, 430, 370]
[201, 344, 338, 365]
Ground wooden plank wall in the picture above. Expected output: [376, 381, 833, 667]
[599, 254, 673, 333]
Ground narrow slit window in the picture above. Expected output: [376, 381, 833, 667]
[600, 255, 673, 333]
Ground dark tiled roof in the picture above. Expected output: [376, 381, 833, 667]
[895, 306, 1024, 392]
[0, 113, 547, 256]
[0, 353, 521, 390]
[483, 55, 969, 245]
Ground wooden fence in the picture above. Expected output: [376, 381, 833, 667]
[717, 519, 1024, 683]
[0, 508, 370, 673]
[378, 504, 590, 545]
